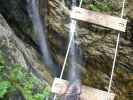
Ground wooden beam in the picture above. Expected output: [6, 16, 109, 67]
[52, 78, 69, 95]
[70, 7, 127, 32]
[51, 78, 115, 100]
[80, 86, 115, 100]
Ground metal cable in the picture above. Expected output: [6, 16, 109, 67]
[107, 0, 126, 99]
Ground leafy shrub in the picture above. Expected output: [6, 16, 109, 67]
[89, 2, 113, 12]
[0, 50, 51, 100]
[0, 81, 11, 98]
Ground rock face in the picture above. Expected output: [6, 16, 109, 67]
[0, 0, 132, 100]
[0, 14, 53, 84]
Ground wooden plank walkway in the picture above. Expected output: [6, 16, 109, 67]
[80, 86, 115, 100]
[70, 7, 127, 32]
[52, 78, 115, 100]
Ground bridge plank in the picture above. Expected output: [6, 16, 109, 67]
[52, 78, 115, 100]
[81, 86, 115, 100]
[70, 7, 127, 32]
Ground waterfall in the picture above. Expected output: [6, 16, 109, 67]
[68, 20, 81, 83]
[65, 0, 81, 99]
[68, 0, 81, 84]
[27, 0, 60, 77]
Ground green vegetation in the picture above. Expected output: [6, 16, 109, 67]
[0, 51, 51, 100]
[82, 0, 113, 12]
[89, 2, 113, 12]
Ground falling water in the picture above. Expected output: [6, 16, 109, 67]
[68, 20, 80, 83]
[68, 0, 81, 82]
[66, 0, 81, 99]
[27, 0, 60, 76]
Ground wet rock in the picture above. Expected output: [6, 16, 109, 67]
[0, 14, 53, 84]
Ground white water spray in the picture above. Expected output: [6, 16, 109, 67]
[27, 0, 60, 76]
[68, 19, 81, 83]
[66, 0, 82, 99]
